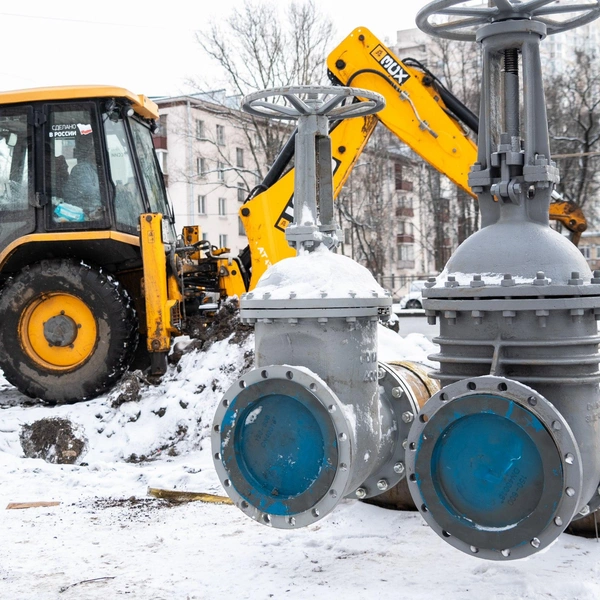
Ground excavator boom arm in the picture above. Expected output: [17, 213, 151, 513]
[228, 27, 587, 295]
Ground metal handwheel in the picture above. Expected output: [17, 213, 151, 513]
[242, 85, 385, 121]
[416, 0, 600, 41]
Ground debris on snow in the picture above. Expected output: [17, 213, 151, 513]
[20, 417, 87, 464]
[108, 370, 145, 408]
[183, 297, 253, 354]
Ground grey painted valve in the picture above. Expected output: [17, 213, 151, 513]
[408, 0, 600, 560]
[212, 86, 425, 528]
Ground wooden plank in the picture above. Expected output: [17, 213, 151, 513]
[6, 501, 61, 510]
[147, 487, 233, 505]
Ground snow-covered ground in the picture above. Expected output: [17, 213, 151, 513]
[1, 325, 600, 599]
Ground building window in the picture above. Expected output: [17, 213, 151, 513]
[216, 124, 225, 146]
[197, 157, 206, 176]
[398, 221, 413, 235]
[237, 182, 246, 203]
[581, 245, 591, 259]
[398, 243, 415, 262]
[394, 162, 413, 191]
[155, 149, 168, 175]
[219, 234, 228, 248]
[397, 220, 414, 244]
[196, 119, 205, 139]
[198, 195, 206, 215]
[218, 197, 227, 216]
[158, 114, 168, 136]
[238, 216, 246, 236]
[344, 228, 351, 244]
[236, 147, 244, 168]
[217, 161, 225, 181]
[202, 232, 208, 241]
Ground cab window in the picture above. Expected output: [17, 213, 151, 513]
[104, 117, 145, 232]
[0, 109, 34, 247]
[47, 104, 107, 226]
[129, 118, 175, 244]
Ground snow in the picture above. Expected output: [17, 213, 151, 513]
[2, 325, 600, 599]
[433, 269, 550, 287]
[250, 245, 389, 300]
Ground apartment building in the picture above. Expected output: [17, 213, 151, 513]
[153, 91, 263, 256]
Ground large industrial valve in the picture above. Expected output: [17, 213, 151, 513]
[212, 85, 427, 527]
[407, 0, 600, 560]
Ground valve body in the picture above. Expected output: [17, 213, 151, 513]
[212, 252, 423, 527]
[409, 1, 600, 560]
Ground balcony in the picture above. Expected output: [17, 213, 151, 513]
[153, 135, 168, 150]
[397, 234, 415, 244]
[396, 206, 414, 217]
[395, 180, 413, 192]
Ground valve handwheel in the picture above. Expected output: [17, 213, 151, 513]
[417, 0, 600, 41]
[242, 85, 385, 121]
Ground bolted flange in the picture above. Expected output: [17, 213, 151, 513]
[212, 364, 352, 529]
[406, 376, 583, 560]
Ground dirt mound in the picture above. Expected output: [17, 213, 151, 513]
[20, 417, 87, 464]
[171, 298, 254, 366]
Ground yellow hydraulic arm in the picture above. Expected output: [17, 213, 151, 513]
[231, 27, 477, 294]
[328, 27, 476, 193]
[327, 27, 587, 244]
[139, 213, 183, 373]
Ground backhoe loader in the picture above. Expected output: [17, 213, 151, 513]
[0, 86, 206, 403]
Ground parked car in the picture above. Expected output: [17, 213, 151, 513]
[399, 280, 428, 309]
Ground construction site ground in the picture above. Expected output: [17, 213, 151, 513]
[1, 322, 600, 599]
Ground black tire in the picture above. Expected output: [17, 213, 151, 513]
[406, 299, 422, 309]
[0, 259, 138, 403]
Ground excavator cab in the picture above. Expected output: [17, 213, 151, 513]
[0, 86, 181, 403]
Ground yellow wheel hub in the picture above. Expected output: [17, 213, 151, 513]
[19, 293, 97, 371]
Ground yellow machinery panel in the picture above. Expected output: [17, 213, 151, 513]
[140, 213, 182, 353]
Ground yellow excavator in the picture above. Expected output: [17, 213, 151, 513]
[215, 26, 587, 297]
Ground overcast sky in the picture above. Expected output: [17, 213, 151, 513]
[0, 0, 431, 97]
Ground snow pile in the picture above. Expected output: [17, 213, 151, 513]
[433, 268, 550, 287]
[0, 335, 253, 468]
[252, 245, 389, 299]
[378, 324, 438, 367]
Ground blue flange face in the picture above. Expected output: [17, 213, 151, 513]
[429, 403, 549, 530]
[230, 392, 335, 507]
[406, 376, 583, 560]
[212, 365, 353, 528]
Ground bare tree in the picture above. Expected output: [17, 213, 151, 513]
[410, 37, 481, 269]
[337, 126, 409, 284]
[194, 0, 334, 173]
[546, 49, 600, 222]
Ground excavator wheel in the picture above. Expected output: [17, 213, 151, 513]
[0, 259, 138, 403]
